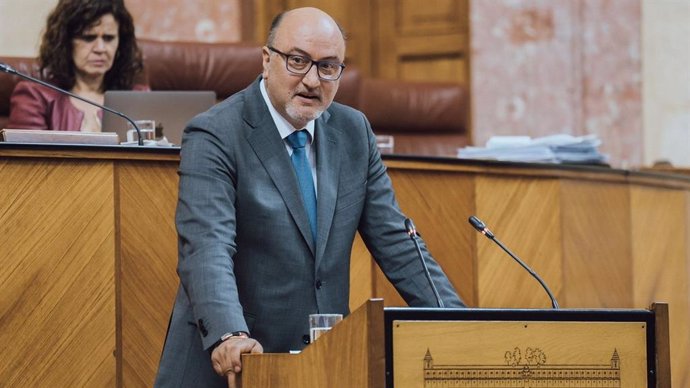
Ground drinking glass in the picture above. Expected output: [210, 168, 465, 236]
[308, 313, 343, 343]
[126, 120, 156, 142]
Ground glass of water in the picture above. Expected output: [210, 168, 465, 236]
[309, 313, 343, 343]
[375, 134, 395, 154]
[126, 120, 156, 142]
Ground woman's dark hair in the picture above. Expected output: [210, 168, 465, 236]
[39, 0, 144, 90]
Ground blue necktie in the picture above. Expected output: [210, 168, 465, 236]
[286, 130, 317, 243]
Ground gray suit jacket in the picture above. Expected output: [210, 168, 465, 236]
[154, 78, 463, 388]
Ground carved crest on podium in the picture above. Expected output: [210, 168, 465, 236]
[423, 348, 621, 387]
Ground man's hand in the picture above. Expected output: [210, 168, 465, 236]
[211, 337, 263, 388]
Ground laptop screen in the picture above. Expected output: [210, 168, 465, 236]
[102, 90, 216, 145]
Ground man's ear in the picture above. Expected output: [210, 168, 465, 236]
[261, 46, 271, 79]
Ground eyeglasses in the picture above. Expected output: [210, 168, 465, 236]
[267, 46, 345, 81]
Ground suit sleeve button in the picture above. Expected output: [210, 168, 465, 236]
[197, 319, 208, 337]
[315, 280, 322, 289]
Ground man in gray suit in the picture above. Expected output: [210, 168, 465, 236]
[154, 7, 464, 388]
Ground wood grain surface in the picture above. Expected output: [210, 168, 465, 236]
[241, 299, 385, 388]
[393, 320, 648, 388]
[0, 158, 116, 387]
[561, 180, 633, 308]
[0, 147, 687, 387]
[631, 186, 690, 387]
[117, 161, 180, 387]
[475, 176, 562, 308]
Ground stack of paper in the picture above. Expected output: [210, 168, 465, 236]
[457, 134, 608, 164]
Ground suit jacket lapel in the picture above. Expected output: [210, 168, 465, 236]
[314, 113, 341, 267]
[243, 79, 316, 255]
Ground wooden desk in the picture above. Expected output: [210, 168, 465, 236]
[1, 145, 688, 387]
[0, 144, 179, 388]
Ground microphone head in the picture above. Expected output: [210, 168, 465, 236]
[468, 216, 486, 232]
[404, 218, 417, 237]
[0, 63, 16, 74]
[468, 215, 495, 238]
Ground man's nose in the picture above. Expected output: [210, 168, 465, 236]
[302, 64, 321, 87]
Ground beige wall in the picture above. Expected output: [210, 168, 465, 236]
[643, 0, 690, 166]
[470, 0, 643, 168]
[0, 0, 57, 57]
[0, 0, 242, 58]
[125, 0, 241, 42]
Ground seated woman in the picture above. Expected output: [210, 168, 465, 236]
[8, 0, 146, 132]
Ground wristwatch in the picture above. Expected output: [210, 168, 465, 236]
[220, 331, 249, 342]
[211, 331, 249, 353]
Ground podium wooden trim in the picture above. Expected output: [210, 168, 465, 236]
[241, 300, 670, 388]
[241, 299, 386, 388]
[652, 303, 671, 387]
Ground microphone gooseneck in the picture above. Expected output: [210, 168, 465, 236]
[404, 218, 444, 308]
[0, 62, 143, 145]
[468, 215, 559, 309]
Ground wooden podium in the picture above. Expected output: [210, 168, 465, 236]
[241, 300, 670, 388]
[241, 300, 386, 388]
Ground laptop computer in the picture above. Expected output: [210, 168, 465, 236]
[102, 90, 216, 145]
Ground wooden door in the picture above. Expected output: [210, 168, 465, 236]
[374, 0, 470, 83]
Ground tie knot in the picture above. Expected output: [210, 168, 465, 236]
[286, 130, 309, 149]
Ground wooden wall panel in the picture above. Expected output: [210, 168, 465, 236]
[399, 57, 468, 84]
[561, 181, 633, 308]
[118, 161, 180, 388]
[253, 0, 373, 74]
[398, 0, 467, 35]
[371, 169, 476, 307]
[0, 159, 116, 387]
[474, 176, 562, 308]
[349, 233, 373, 312]
[375, 0, 469, 82]
[286, 0, 373, 75]
[255, 0, 469, 82]
[630, 186, 690, 388]
[2, 150, 688, 386]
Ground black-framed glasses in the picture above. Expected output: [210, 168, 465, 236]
[267, 46, 345, 81]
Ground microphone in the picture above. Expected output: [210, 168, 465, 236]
[0, 62, 143, 145]
[468, 215, 559, 309]
[404, 218, 444, 308]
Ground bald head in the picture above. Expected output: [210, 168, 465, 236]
[266, 7, 346, 48]
[261, 7, 346, 129]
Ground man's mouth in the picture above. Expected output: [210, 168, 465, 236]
[295, 92, 320, 101]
